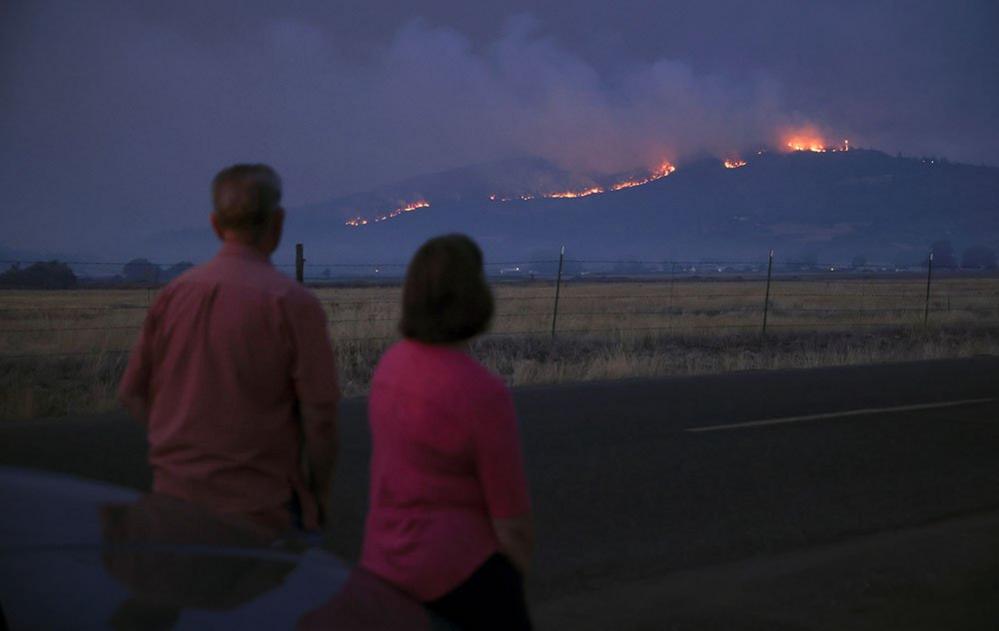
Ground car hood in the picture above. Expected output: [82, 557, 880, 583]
[0, 467, 436, 630]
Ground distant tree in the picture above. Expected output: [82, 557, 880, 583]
[961, 245, 997, 270]
[929, 240, 957, 268]
[122, 258, 161, 285]
[851, 255, 868, 269]
[0, 261, 77, 289]
[161, 262, 194, 283]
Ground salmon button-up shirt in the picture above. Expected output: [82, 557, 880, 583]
[118, 242, 339, 532]
[361, 340, 531, 601]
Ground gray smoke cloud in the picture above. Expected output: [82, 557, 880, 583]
[354, 15, 791, 174]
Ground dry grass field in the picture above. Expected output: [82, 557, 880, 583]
[2, 276, 998, 420]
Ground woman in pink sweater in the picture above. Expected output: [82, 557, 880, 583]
[360, 234, 534, 629]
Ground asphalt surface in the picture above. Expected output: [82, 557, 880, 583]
[3, 356, 999, 628]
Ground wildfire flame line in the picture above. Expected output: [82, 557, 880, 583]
[490, 161, 675, 203]
[345, 134, 851, 227]
[548, 186, 604, 199]
[344, 200, 430, 228]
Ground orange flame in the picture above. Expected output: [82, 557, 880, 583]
[345, 200, 430, 228]
[723, 159, 747, 169]
[782, 126, 830, 153]
[782, 130, 852, 153]
[785, 138, 827, 152]
[401, 200, 430, 212]
[650, 161, 677, 179]
[609, 161, 675, 191]
[548, 186, 604, 199]
[488, 160, 676, 202]
[609, 179, 644, 191]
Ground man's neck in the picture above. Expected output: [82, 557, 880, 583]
[221, 234, 271, 259]
[219, 238, 272, 262]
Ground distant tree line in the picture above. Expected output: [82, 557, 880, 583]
[120, 259, 194, 285]
[0, 258, 195, 289]
[0, 244, 995, 290]
[0, 261, 77, 289]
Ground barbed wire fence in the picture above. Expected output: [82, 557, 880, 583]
[2, 246, 999, 362]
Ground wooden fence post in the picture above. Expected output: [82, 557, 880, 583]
[923, 251, 934, 326]
[551, 245, 565, 339]
[762, 249, 774, 335]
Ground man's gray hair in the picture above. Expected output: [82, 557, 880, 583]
[211, 164, 283, 232]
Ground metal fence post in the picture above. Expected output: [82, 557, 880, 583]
[551, 245, 565, 339]
[762, 249, 774, 335]
[923, 251, 934, 326]
[295, 243, 305, 284]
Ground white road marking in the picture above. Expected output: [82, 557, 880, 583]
[686, 398, 996, 433]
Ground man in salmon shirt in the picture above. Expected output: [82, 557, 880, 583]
[118, 164, 340, 535]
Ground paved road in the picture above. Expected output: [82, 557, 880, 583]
[3, 356, 999, 627]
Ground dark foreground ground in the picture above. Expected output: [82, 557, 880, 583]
[2, 357, 998, 629]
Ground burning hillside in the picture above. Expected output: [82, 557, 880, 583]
[285, 148, 999, 266]
[337, 132, 855, 229]
[489, 160, 676, 203]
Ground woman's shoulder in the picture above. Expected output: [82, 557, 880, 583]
[375, 340, 507, 396]
[371, 340, 412, 376]
[452, 350, 509, 400]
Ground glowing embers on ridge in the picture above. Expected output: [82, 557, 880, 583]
[782, 127, 851, 154]
[548, 186, 604, 199]
[373, 200, 430, 222]
[490, 194, 536, 202]
[344, 200, 430, 228]
[786, 138, 828, 153]
[785, 138, 850, 153]
[489, 160, 676, 203]
[609, 161, 676, 191]
[723, 159, 747, 169]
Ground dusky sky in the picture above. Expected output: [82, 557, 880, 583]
[1, 0, 996, 256]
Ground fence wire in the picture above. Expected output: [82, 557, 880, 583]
[3, 255, 998, 362]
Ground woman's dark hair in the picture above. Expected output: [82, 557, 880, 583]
[400, 234, 495, 344]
